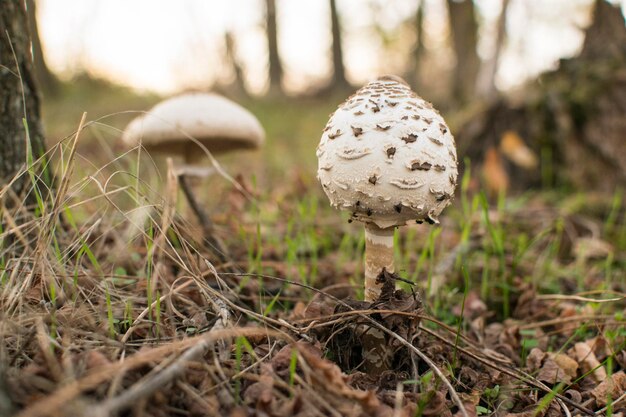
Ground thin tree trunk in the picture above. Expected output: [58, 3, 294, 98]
[224, 31, 249, 98]
[477, 0, 510, 98]
[0, 0, 50, 205]
[447, 0, 480, 105]
[406, 0, 425, 90]
[264, 0, 283, 96]
[329, 0, 349, 90]
[26, 0, 58, 97]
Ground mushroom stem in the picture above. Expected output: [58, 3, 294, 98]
[178, 174, 228, 262]
[179, 174, 215, 233]
[364, 223, 395, 302]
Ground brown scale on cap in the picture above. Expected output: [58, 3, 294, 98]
[352, 126, 364, 137]
[328, 129, 343, 139]
[402, 134, 418, 144]
[411, 161, 432, 171]
[368, 100, 381, 113]
[429, 137, 443, 146]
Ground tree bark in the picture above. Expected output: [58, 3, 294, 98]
[0, 0, 49, 204]
[26, 0, 58, 97]
[447, 0, 480, 105]
[264, 0, 283, 96]
[329, 0, 349, 91]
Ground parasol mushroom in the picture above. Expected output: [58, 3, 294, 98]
[317, 75, 458, 301]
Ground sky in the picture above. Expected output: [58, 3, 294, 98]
[36, 0, 626, 95]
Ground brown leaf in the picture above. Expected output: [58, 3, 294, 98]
[297, 345, 381, 412]
[482, 147, 509, 197]
[591, 371, 626, 407]
[526, 348, 546, 371]
[289, 301, 307, 320]
[573, 342, 607, 383]
[452, 291, 487, 320]
[550, 353, 578, 379]
[243, 374, 274, 411]
[272, 341, 321, 377]
[499, 130, 538, 170]
[536, 353, 577, 385]
[573, 237, 613, 262]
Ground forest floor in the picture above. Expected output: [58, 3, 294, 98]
[1, 77, 625, 417]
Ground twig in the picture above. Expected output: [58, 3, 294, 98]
[536, 294, 625, 303]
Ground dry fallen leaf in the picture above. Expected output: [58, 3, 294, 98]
[591, 371, 626, 407]
[536, 357, 575, 385]
[500, 130, 539, 170]
[573, 237, 613, 262]
[573, 342, 607, 383]
[482, 147, 509, 197]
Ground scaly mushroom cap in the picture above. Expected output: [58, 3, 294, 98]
[317, 76, 458, 229]
[122, 93, 264, 155]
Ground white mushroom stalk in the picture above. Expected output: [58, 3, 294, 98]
[317, 75, 458, 301]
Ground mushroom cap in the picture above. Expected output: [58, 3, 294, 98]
[316, 76, 458, 229]
[122, 93, 265, 155]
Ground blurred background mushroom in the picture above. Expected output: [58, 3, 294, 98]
[122, 92, 265, 257]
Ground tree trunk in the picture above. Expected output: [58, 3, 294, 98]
[26, 0, 58, 97]
[0, 0, 49, 204]
[329, 0, 349, 91]
[406, 0, 425, 90]
[447, 0, 480, 105]
[224, 31, 249, 98]
[264, 0, 283, 96]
